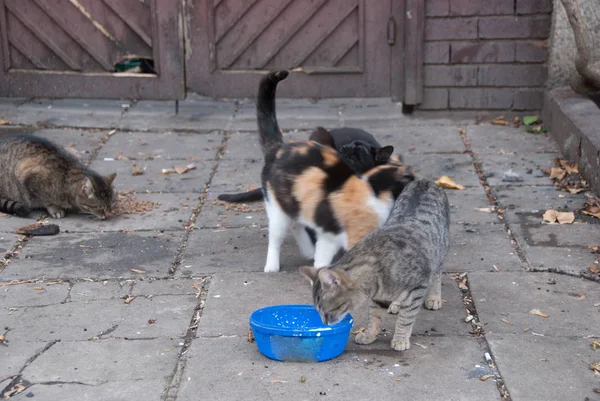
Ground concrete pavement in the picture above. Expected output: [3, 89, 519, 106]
[0, 98, 599, 401]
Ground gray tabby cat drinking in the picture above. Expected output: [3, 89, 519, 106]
[301, 180, 450, 351]
[0, 134, 116, 219]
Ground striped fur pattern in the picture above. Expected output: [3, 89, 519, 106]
[257, 71, 414, 272]
[0, 135, 116, 219]
[301, 180, 450, 351]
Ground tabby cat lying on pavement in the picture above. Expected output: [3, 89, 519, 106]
[301, 179, 450, 351]
[256, 70, 414, 272]
[0, 134, 116, 219]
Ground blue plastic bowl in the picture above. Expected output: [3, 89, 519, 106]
[249, 304, 353, 362]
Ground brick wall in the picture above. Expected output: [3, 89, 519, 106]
[420, 0, 553, 110]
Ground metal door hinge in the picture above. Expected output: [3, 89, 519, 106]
[387, 17, 396, 46]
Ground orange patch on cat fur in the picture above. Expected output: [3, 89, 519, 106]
[362, 164, 396, 179]
[389, 154, 403, 164]
[293, 167, 327, 222]
[289, 142, 312, 157]
[320, 147, 339, 167]
[329, 178, 380, 248]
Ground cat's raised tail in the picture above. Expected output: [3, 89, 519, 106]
[257, 70, 289, 156]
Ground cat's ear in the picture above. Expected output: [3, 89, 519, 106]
[374, 146, 394, 163]
[299, 265, 319, 284]
[309, 127, 334, 147]
[318, 269, 341, 290]
[82, 177, 95, 199]
[106, 173, 117, 186]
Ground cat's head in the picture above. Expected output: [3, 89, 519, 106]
[338, 141, 394, 174]
[300, 266, 364, 325]
[76, 173, 117, 219]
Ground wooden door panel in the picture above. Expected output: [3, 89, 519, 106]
[0, 0, 183, 99]
[187, 0, 395, 98]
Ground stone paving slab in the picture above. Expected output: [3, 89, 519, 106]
[209, 159, 263, 193]
[11, 380, 165, 401]
[90, 158, 212, 193]
[445, 188, 499, 225]
[486, 334, 599, 401]
[197, 272, 469, 339]
[404, 153, 480, 188]
[0, 281, 68, 307]
[8, 294, 196, 342]
[177, 336, 499, 401]
[479, 153, 558, 187]
[369, 126, 466, 155]
[1, 341, 49, 380]
[467, 126, 558, 155]
[117, 100, 177, 132]
[0, 231, 181, 281]
[55, 192, 198, 233]
[197, 191, 267, 229]
[468, 272, 600, 337]
[231, 102, 340, 131]
[20, 339, 180, 384]
[178, 228, 304, 276]
[12, 99, 126, 128]
[96, 131, 223, 161]
[33, 128, 107, 161]
[445, 223, 523, 272]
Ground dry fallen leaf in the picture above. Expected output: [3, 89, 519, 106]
[577, 294, 586, 300]
[435, 176, 465, 190]
[543, 210, 575, 224]
[501, 319, 513, 325]
[512, 116, 521, 127]
[148, 319, 156, 325]
[591, 362, 600, 373]
[130, 268, 146, 274]
[3, 383, 25, 398]
[549, 167, 566, 180]
[592, 339, 600, 350]
[131, 166, 144, 176]
[589, 265, 600, 274]
[33, 286, 44, 291]
[491, 116, 508, 126]
[529, 309, 549, 318]
[124, 296, 135, 304]
[247, 327, 255, 343]
[480, 375, 493, 381]
[475, 207, 494, 213]
[0, 335, 4, 343]
[270, 380, 288, 384]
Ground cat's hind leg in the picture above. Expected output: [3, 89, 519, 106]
[390, 287, 427, 351]
[291, 225, 315, 259]
[313, 234, 342, 268]
[425, 272, 442, 310]
[264, 200, 292, 272]
[354, 303, 384, 345]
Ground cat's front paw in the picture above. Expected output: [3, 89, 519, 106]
[263, 263, 280, 273]
[387, 302, 400, 314]
[391, 336, 410, 351]
[425, 297, 442, 310]
[354, 331, 377, 345]
[46, 206, 65, 219]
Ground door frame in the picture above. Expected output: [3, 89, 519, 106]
[0, 0, 185, 100]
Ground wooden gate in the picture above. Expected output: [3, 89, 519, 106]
[0, 0, 184, 99]
[186, 0, 421, 101]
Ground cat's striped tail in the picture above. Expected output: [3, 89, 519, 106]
[256, 70, 288, 156]
[0, 199, 30, 217]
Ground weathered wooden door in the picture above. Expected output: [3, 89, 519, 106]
[0, 0, 184, 99]
[186, 0, 408, 99]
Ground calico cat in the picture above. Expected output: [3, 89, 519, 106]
[256, 70, 414, 272]
[300, 179, 450, 351]
[0, 134, 116, 219]
[217, 126, 394, 203]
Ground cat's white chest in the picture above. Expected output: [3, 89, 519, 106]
[367, 193, 394, 225]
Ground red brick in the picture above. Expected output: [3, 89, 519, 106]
[513, 89, 544, 109]
[450, 0, 513, 16]
[424, 42, 450, 63]
[478, 65, 548, 86]
[421, 88, 449, 109]
[449, 88, 514, 109]
[424, 65, 478, 86]
[426, 0, 450, 16]
[516, 0, 553, 14]
[451, 41, 515, 63]
[425, 18, 478, 40]
[478, 16, 551, 39]
[515, 40, 548, 62]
